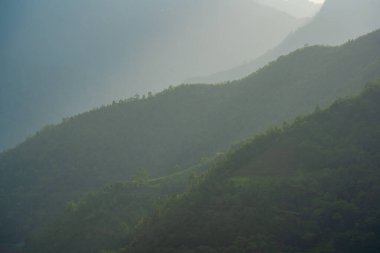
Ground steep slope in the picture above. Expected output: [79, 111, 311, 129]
[124, 81, 380, 253]
[26, 158, 218, 253]
[1, 29, 380, 246]
[0, 0, 303, 151]
[191, 0, 380, 83]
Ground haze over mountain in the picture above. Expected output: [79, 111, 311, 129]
[2, 1, 380, 252]
[0, 0, 304, 151]
[1, 28, 380, 250]
[254, 0, 323, 18]
[191, 0, 380, 83]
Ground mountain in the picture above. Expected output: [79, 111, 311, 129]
[190, 0, 380, 83]
[254, 0, 322, 18]
[26, 158, 217, 253]
[1, 28, 380, 248]
[26, 173, 190, 253]
[29, 81, 380, 253]
[123, 81, 380, 253]
[0, 0, 304, 151]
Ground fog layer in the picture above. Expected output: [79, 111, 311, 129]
[0, 0, 304, 150]
[191, 0, 380, 83]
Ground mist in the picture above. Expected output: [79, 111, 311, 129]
[2, 1, 380, 252]
[254, 0, 323, 18]
[192, 0, 380, 83]
[0, 0, 306, 150]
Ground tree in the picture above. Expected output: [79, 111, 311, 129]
[132, 168, 150, 186]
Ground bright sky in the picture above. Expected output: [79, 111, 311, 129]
[309, 0, 325, 4]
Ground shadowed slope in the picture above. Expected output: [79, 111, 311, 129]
[125, 82, 380, 253]
[1, 29, 380, 247]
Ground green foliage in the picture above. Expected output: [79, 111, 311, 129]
[131, 168, 150, 186]
[27, 182, 162, 253]
[122, 83, 380, 253]
[1, 29, 380, 247]
[25, 156, 217, 253]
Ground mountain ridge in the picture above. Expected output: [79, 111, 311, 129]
[189, 0, 380, 84]
[0, 0, 304, 151]
[29, 80, 380, 253]
[124, 80, 380, 253]
[1, 28, 380, 248]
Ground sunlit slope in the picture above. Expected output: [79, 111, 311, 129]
[1, 29, 380, 245]
[125, 82, 380, 253]
[192, 0, 380, 83]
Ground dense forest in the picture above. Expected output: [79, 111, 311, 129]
[122, 81, 380, 253]
[1, 28, 380, 249]
[30, 81, 380, 253]
[26, 157, 219, 253]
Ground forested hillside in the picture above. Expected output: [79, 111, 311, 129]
[123, 81, 380, 253]
[1, 29, 380, 248]
[28, 81, 380, 253]
[26, 157, 219, 253]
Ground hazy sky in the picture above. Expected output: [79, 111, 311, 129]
[254, 0, 324, 18]
[309, 0, 325, 3]
[0, 0, 306, 151]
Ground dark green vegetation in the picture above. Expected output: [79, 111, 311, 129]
[1, 29, 380, 248]
[122, 82, 380, 253]
[25, 158, 218, 253]
[28, 81, 380, 253]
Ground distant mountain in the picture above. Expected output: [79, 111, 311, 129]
[1, 28, 380, 249]
[0, 0, 303, 151]
[254, 0, 322, 18]
[125, 81, 380, 253]
[190, 0, 380, 83]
